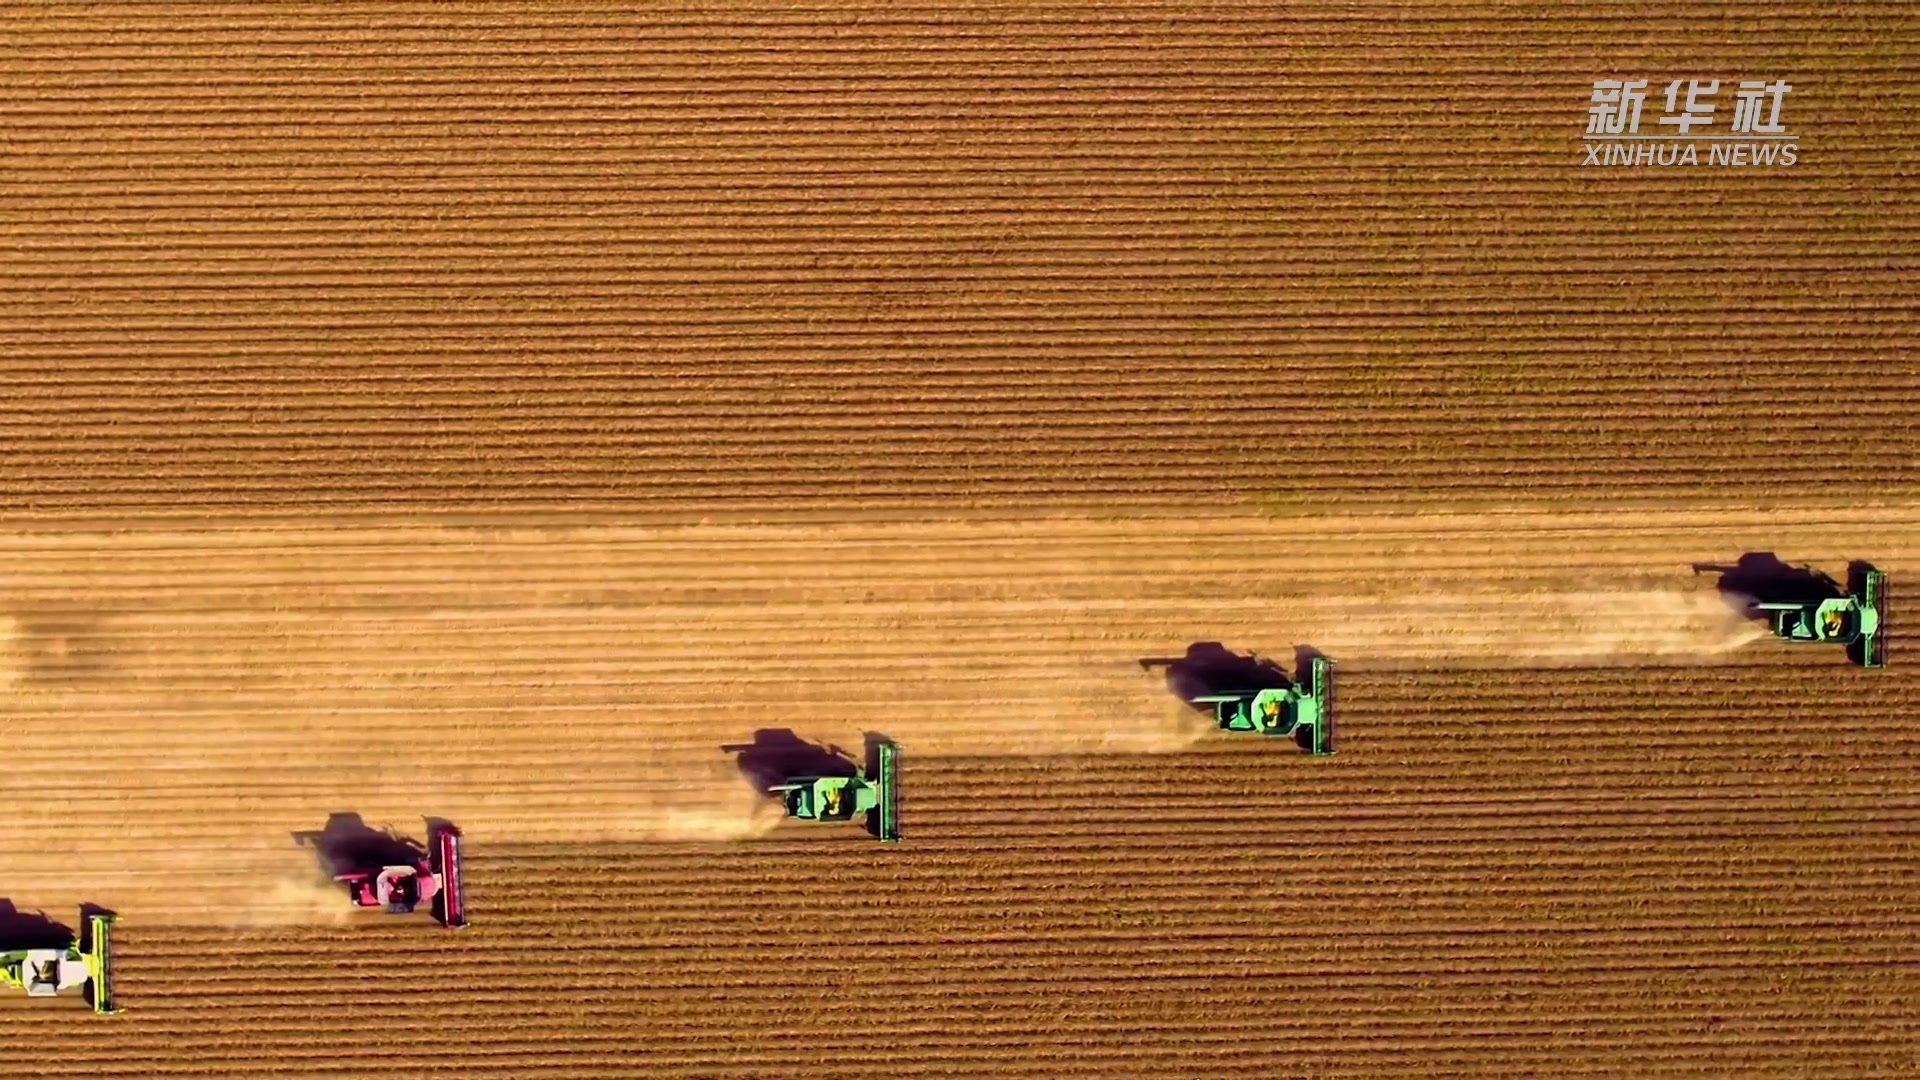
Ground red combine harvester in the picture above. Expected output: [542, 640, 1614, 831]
[293, 813, 468, 929]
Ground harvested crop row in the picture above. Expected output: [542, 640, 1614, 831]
[1, 507, 1909, 855]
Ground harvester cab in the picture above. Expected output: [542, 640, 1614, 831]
[0, 909, 116, 1014]
[372, 866, 429, 915]
[766, 737, 901, 842]
[1752, 568, 1887, 669]
[1191, 655, 1335, 755]
[782, 777, 873, 822]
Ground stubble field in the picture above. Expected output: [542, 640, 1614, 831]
[1, 3, 1917, 1079]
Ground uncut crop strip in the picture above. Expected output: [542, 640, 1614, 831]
[2, 356, 1915, 520]
[2, 4, 1918, 522]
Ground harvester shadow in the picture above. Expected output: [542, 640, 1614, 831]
[77, 905, 116, 956]
[1847, 560, 1883, 600]
[291, 811, 429, 879]
[10, 611, 114, 685]
[865, 730, 899, 769]
[1137, 641, 1292, 714]
[0, 900, 75, 950]
[1692, 552, 1843, 616]
[721, 728, 860, 795]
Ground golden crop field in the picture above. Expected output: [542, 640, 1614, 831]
[1, 3, 1916, 1078]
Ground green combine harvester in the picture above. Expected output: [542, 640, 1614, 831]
[1190, 655, 1335, 755]
[770, 738, 901, 842]
[1754, 568, 1887, 669]
[0, 908, 116, 1014]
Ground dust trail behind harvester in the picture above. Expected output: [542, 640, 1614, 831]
[1537, 589, 1773, 660]
[628, 765, 793, 841]
[240, 877, 363, 929]
[1290, 588, 1772, 668]
[0, 842, 370, 928]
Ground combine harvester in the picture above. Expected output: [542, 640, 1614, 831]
[0, 907, 116, 1014]
[1190, 654, 1336, 755]
[1755, 568, 1888, 669]
[295, 815, 468, 928]
[768, 737, 902, 843]
[1695, 557, 1888, 669]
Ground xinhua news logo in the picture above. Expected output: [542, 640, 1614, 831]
[1585, 79, 1797, 167]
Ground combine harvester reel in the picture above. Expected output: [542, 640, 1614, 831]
[765, 737, 902, 843]
[294, 814, 468, 928]
[0, 907, 117, 1014]
[1190, 654, 1336, 755]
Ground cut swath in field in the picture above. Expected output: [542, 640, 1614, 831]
[1279, 588, 1772, 667]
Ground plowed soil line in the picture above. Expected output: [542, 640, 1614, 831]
[0, 501, 1911, 922]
